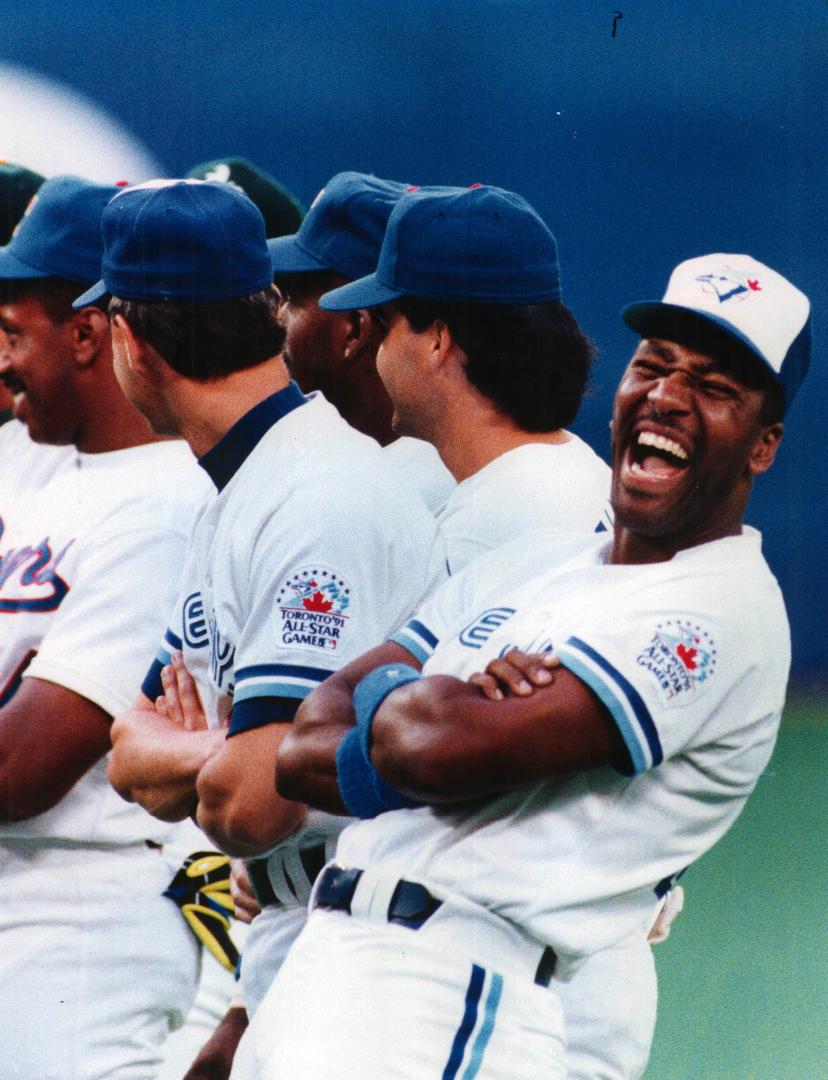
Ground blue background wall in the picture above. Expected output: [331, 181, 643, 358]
[2, 0, 825, 680]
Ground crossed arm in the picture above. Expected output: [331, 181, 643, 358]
[109, 653, 305, 855]
[278, 643, 627, 811]
[0, 676, 113, 822]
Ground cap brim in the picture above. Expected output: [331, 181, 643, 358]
[621, 300, 780, 384]
[319, 274, 403, 311]
[72, 280, 108, 309]
[268, 236, 329, 275]
[0, 248, 50, 280]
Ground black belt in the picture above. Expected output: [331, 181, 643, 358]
[248, 844, 328, 908]
[311, 865, 558, 987]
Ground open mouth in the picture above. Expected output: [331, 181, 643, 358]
[627, 429, 691, 482]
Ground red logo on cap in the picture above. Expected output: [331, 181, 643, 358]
[747, 279, 761, 291]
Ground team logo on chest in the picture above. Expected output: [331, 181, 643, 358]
[637, 619, 717, 702]
[276, 566, 351, 653]
[0, 518, 74, 613]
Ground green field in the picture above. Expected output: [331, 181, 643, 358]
[645, 693, 828, 1079]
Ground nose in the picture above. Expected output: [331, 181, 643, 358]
[646, 370, 692, 413]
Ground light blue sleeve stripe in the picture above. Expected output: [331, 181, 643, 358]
[558, 650, 648, 774]
[234, 681, 313, 703]
[156, 644, 173, 666]
[389, 629, 431, 665]
[461, 972, 503, 1080]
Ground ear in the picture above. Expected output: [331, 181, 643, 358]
[748, 422, 783, 476]
[70, 307, 110, 368]
[111, 313, 159, 382]
[430, 318, 463, 374]
[343, 309, 382, 368]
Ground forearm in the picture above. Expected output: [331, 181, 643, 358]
[371, 671, 623, 801]
[109, 705, 225, 821]
[277, 641, 418, 811]
[196, 725, 307, 856]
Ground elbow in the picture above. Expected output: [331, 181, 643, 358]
[196, 762, 304, 857]
[106, 749, 135, 804]
[0, 775, 60, 822]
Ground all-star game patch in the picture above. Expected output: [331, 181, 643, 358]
[636, 619, 717, 704]
[276, 566, 351, 653]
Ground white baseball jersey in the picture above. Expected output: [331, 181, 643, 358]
[0, 438, 208, 1079]
[339, 527, 789, 959]
[436, 437, 612, 574]
[141, 384, 442, 1009]
[382, 435, 456, 513]
[0, 417, 74, 497]
[0, 439, 209, 844]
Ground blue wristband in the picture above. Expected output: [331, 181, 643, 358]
[353, 663, 422, 760]
[335, 729, 390, 819]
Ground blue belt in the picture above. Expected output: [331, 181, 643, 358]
[311, 864, 559, 987]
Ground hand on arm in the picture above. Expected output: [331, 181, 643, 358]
[0, 677, 112, 822]
[370, 650, 628, 803]
[108, 656, 225, 823]
[276, 641, 421, 812]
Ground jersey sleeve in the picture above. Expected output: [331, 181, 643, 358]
[555, 581, 789, 775]
[25, 524, 189, 718]
[228, 483, 436, 734]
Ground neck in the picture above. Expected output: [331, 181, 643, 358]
[331, 364, 395, 446]
[74, 355, 162, 454]
[433, 406, 569, 482]
[174, 356, 291, 459]
[609, 519, 744, 565]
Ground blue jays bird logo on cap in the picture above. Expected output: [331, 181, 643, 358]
[695, 266, 762, 305]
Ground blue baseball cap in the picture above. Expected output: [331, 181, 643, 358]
[319, 184, 562, 310]
[0, 175, 120, 285]
[267, 171, 408, 280]
[73, 179, 273, 308]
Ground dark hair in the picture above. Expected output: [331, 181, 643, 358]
[274, 269, 346, 305]
[110, 289, 285, 380]
[396, 297, 595, 431]
[636, 309, 785, 424]
[0, 277, 108, 322]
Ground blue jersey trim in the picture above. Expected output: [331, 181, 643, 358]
[407, 619, 438, 650]
[141, 657, 166, 702]
[462, 972, 503, 1079]
[442, 964, 485, 1080]
[235, 662, 331, 684]
[165, 629, 183, 651]
[198, 381, 308, 491]
[567, 636, 662, 766]
[389, 630, 430, 666]
[227, 695, 299, 736]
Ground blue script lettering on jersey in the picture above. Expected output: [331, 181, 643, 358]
[0, 518, 74, 613]
[458, 607, 516, 649]
[208, 613, 235, 690]
[183, 591, 209, 648]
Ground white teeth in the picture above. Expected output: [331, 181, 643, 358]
[637, 431, 689, 461]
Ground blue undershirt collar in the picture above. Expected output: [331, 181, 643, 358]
[198, 380, 308, 491]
